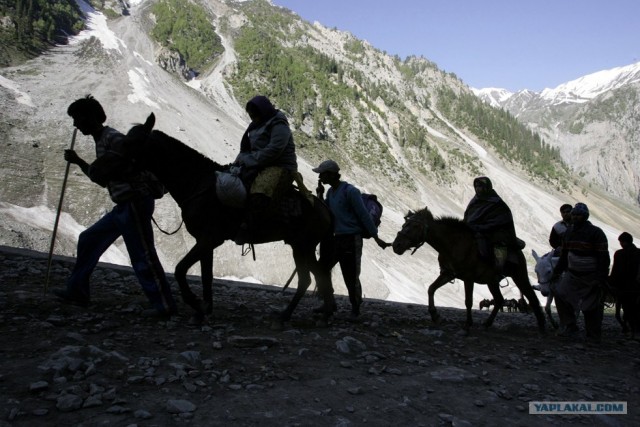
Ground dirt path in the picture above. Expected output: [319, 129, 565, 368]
[0, 246, 638, 426]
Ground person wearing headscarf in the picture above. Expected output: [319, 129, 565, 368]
[463, 176, 517, 272]
[552, 202, 610, 342]
[233, 95, 298, 244]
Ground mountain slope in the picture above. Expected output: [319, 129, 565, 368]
[1, 0, 639, 310]
[475, 62, 640, 205]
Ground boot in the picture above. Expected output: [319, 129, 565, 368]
[234, 193, 271, 245]
[493, 245, 507, 282]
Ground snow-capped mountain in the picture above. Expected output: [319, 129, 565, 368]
[474, 61, 640, 206]
[474, 62, 640, 107]
[540, 62, 640, 105]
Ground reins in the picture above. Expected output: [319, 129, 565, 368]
[150, 183, 214, 235]
[151, 216, 184, 235]
[398, 216, 427, 255]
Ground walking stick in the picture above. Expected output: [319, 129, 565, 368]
[281, 268, 297, 293]
[44, 128, 78, 294]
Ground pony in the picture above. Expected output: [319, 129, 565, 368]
[122, 113, 336, 326]
[392, 207, 546, 332]
[478, 298, 493, 310]
[531, 249, 560, 329]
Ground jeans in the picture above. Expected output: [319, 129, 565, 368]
[319, 234, 364, 313]
[65, 196, 176, 313]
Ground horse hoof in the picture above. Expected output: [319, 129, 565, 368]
[315, 318, 330, 328]
[270, 319, 284, 331]
[188, 316, 202, 326]
[188, 312, 205, 326]
[204, 303, 213, 315]
[429, 311, 441, 324]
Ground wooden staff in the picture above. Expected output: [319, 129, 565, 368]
[45, 128, 78, 294]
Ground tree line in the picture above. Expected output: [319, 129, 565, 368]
[0, 0, 83, 64]
[150, 0, 223, 75]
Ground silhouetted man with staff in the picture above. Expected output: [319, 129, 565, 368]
[52, 95, 176, 319]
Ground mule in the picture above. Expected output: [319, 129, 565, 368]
[532, 249, 628, 332]
[531, 250, 560, 329]
[392, 208, 545, 332]
[122, 113, 336, 326]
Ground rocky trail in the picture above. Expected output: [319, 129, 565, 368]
[0, 246, 638, 427]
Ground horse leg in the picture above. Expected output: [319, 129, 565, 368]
[463, 280, 474, 330]
[546, 294, 559, 329]
[484, 282, 504, 329]
[427, 273, 455, 324]
[615, 300, 628, 333]
[514, 279, 546, 333]
[200, 248, 214, 315]
[277, 265, 311, 326]
[276, 246, 327, 327]
[175, 243, 207, 323]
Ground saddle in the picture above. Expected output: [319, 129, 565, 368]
[476, 235, 526, 270]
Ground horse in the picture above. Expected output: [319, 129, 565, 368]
[392, 207, 546, 332]
[531, 249, 560, 329]
[478, 298, 493, 310]
[122, 113, 336, 326]
[503, 298, 518, 312]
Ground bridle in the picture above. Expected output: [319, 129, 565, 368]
[536, 254, 558, 286]
[397, 214, 428, 255]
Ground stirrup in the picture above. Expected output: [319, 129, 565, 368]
[240, 243, 256, 260]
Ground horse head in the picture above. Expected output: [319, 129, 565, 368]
[122, 113, 156, 165]
[392, 209, 427, 255]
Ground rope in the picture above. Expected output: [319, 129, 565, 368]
[151, 215, 184, 235]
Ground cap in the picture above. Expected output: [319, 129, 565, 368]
[312, 159, 340, 174]
[571, 202, 589, 218]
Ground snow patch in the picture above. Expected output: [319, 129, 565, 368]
[127, 68, 161, 109]
[0, 202, 129, 265]
[70, 0, 125, 53]
[0, 75, 35, 107]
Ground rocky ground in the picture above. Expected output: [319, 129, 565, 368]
[0, 245, 639, 427]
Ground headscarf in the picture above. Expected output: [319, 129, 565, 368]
[473, 176, 493, 191]
[240, 96, 279, 153]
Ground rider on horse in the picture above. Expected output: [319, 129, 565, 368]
[233, 96, 299, 244]
[463, 176, 518, 277]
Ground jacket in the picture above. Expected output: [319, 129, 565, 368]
[88, 127, 161, 203]
[609, 244, 640, 292]
[325, 182, 378, 238]
[235, 111, 297, 172]
[555, 220, 610, 278]
[463, 190, 517, 246]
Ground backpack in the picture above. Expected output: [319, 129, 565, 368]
[339, 183, 383, 239]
